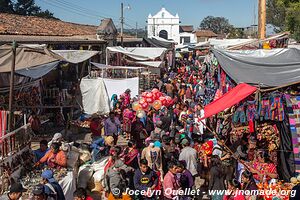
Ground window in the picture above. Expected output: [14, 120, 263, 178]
[162, 12, 165, 18]
[180, 36, 190, 44]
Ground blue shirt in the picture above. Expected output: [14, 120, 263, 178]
[34, 148, 49, 162]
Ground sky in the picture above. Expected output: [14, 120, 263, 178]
[36, 0, 258, 29]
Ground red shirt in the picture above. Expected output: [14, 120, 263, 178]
[90, 120, 101, 136]
[86, 196, 94, 200]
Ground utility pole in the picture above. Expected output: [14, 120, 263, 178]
[258, 0, 266, 39]
[120, 3, 124, 47]
[136, 22, 138, 38]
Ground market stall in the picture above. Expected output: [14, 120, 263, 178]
[196, 46, 300, 199]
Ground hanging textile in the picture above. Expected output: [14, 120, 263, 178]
[200, 83, 257, 120]
[285, 94, 300, 173]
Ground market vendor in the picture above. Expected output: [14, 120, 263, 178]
[36, 142, 67, 169]
[48, 133, 63, 147]
[247, 150, 277, 183]
[91, 136, 114, 162]
[34, 140, 49, 162]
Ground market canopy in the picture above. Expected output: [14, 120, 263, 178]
[209, 38, 256, 49]
[16, 61, 60, 79]
[201, 83, 257, 119]
[136, 61, 163, 68]
[144, 36, 175, 49]
[107, 46, 167, 61]
[52, 50, 99, 64]
[91, 62, 144, 70]
[212, 48, 300, 87]
[0, 45, 59, 73]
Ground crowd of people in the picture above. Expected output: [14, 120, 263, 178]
[1, 56, 300, 200]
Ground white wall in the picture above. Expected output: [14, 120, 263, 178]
[179, 32, 196, 44]
[147, 8, 180, 44]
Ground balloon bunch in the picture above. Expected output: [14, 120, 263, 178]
[132, 88, 174, 118]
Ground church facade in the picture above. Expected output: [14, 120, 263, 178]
[147, 8, 180, 43]
[147, 8, 196, 44]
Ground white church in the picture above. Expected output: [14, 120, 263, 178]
[147, 7, 196, 44]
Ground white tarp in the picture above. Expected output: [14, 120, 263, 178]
[107, 46, 167, 61]
[80, 78, 110, 115]
[91, 62, 144, 69]
[52, 50, 99, 64]
[208, 38, 256, 49]
[136, 61, 163, 68]
[103, 77, 139, 99]
[194, 41, 210, 48]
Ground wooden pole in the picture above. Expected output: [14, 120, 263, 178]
[8, 41, 17, 132]
[258, 0, 266, 40]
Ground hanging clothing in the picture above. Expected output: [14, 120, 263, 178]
[270, 96, 285, 121]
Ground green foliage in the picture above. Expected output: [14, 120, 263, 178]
[0, 0, 14, 13]
[200, 16, 233, 34]
[227, 28, 245, 39]
[267, 0, 300, 41]
[0, 0, 57, 19]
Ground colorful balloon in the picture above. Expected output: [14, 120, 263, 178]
[132, 102, 142, 111]
[139, 97, 146, 104]
[146, 93, 153, 98]
[152, 88, 159, 93]
[152, 100, 162, 110]
[136, 110, 146, 118]
[141, 102, 149, 110]
[159, 96, 166, 106]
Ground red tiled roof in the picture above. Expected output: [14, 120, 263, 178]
[194, 30, 217, 37]
[180, 25, 194, 33]
[0, 13, 97, 36]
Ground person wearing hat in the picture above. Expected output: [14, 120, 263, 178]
[36, 142, 67, 169]
[48, 133, 63, 147]
[90, 136, 114, 162]
[0, 183, 26, 200]
[31, 184, 46, 200]
[179, 139, 198, 177]
[41, 170, 65, 200]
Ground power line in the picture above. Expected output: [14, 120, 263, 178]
[38, 0, 137, 24]
[39, 0, 101, 20]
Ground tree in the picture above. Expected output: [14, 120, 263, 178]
[267, 0, 300, 41]
[35, 9, 58, 19]
[14, 0, 41, 15]
[199, 16, 233, 34]
[0, 0, 14, 13]
[227, 28, 245, 39]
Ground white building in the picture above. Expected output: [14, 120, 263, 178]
[147, 8, 196, 44]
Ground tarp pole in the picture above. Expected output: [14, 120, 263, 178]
[106, 48, 108, 65]
[8, 41, 17, 132]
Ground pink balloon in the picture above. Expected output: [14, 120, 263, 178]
[159, 96, 167, 105]
[146, 93, 153, 98]
[139, 98, 146, 104]
[146, 98, 153, 103]
[152, 88, 159, 93]
[141, 92, 147, 97]
[142, 102, 149, 110]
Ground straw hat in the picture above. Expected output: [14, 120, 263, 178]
[104, 136, 114, 146]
